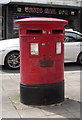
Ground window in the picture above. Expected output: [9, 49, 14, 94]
[65, 32, 76, 42]
[65, 32, 77, 39]
[65, 31, 82, 42]
[76, 34, 82, 42]
[64, 36, 76, 42]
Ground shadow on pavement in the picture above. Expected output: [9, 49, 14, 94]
[0, 65, 20, 73]
[64, 62, 82, 71]
[33, 98, 80, 119]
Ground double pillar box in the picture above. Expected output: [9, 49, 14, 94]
[15, 17, 68, 105]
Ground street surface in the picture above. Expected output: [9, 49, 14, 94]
[0, 62, 81, 119]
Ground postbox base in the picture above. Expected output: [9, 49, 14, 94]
[20, 81, 64, 105]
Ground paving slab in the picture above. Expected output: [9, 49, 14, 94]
[1, 68, 81, 119]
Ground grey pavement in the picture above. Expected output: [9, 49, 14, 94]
[0, 65, 81, 119]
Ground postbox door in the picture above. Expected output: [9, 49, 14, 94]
[21, 36, 55, 85]
[39, 36, 55, 67]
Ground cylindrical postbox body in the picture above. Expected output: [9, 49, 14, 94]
[15, 17, 68, 105]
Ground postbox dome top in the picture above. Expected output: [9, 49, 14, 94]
[15, 17, 68, 26]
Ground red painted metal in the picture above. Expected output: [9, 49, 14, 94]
[15, 17, 68, 85]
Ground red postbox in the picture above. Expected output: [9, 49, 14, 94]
[15, 17, 68, 105]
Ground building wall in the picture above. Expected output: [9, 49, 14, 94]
[1, 0, 82, 7]
[1, 0, 82, 39]
[0, 5, 2, 40]
[80, 7, 82, 32]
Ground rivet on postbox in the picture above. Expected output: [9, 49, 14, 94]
[41, 43, 46, 46]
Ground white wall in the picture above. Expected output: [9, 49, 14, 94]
[50, 0, 81, 6]
[0, 0, 82, 7]
[0, 0, 10, 4]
